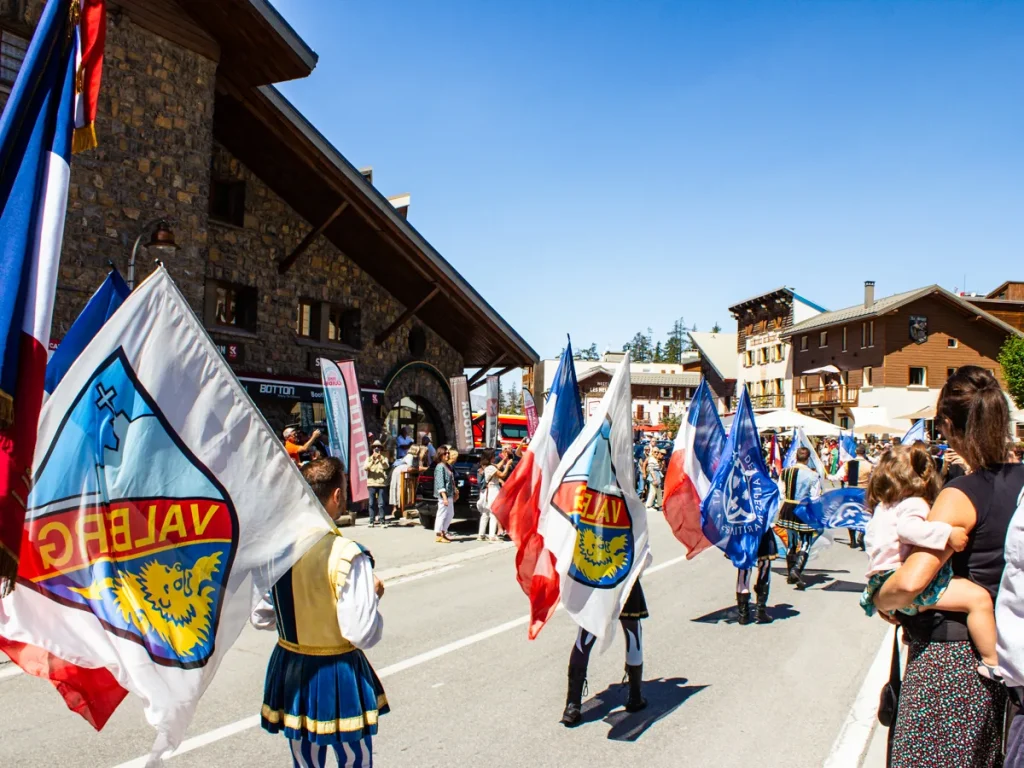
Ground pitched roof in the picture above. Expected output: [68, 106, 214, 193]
[576, 368, 701, 388]
[687, 332, 738, 380]
[783, 285, 1023, 338]
[728, 286, 828, 315]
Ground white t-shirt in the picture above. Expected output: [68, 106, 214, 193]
[479, 465, 500, 509]
[997, 493, 1024, 687]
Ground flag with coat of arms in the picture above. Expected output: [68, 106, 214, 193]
[701, 388, 780, 570]
[539, 353, 652, 644]
[0, 0, 106, 595]
[0, 267, 335, 762]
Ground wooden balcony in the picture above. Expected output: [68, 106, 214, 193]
[749, 393, 785, 410]
[794, 386, 859, 409]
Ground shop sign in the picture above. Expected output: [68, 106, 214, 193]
[217, 342, 244, 363]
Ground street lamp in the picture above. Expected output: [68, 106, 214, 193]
[128, 219, 178, 289]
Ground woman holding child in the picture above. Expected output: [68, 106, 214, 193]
[870, 366, 1023, 767]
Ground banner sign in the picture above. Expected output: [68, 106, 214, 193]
[450, 375, 473, 453]
[523, 388, 539, 438]
[320, 359, 351, 470]
[486, 375, 499, 448]
[339, 361, 369, 503]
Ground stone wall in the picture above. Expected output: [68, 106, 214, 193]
[53, 10, 217, 336]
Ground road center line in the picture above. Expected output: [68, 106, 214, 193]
[0, 665, 23, 681]
[111, 551, 691, 768]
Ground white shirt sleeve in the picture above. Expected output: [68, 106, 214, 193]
[250, 587, 277, 631]
[336, 554, 383, 650]
[895, 497, 952, 551]
[809, 474, 822, 502]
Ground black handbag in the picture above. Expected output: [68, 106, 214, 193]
[877, 627, 901, 727]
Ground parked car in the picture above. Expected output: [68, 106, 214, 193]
[415, 450, 482, 529]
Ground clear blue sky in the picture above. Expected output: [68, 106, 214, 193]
[270, 0, 1024, 361]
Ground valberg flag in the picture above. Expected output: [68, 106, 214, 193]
[492, 342, 582, 639]
[540, 352, 652, 644]
[662, 379, 725, 558]
[0, 268, 334, 762]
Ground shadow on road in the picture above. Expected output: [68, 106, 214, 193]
[690, 602, 800, 625]
[579, 677, 708, 741]
[822, 579, 867, 593]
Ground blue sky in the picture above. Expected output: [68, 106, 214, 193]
[270, 0, 1024, 361]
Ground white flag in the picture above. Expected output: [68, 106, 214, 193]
[538, 353, 652, 644]
[0, 267, 333, 762]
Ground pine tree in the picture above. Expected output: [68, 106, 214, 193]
[712, 321, 722, 333]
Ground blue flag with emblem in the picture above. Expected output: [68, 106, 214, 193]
[44, 270, 130, 393]
[795, 487, 870, 531]
[701, 389, 780, 569]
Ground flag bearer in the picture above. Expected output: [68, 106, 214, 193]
[775, 447, 823, 590]
[253, 458, 389, 767]
[560, 581, 648, 727]
[735, 526, 778, 625]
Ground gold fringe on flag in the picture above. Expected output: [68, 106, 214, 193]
[0, 539, 18, 597]
[0, 388, 13, 430]
[72, 122, 98, 154]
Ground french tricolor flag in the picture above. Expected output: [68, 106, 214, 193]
[0, 0, 104, 594]
[662, 379, 726, 558]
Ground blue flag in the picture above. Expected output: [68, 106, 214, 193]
[839, 432, 857, 464]
[548, 339, 584, 458]
[782, 428, 799, 468]
[701, 389, 780, 569]
[44, 271, 130, 393]
[903, 419, 927, 445]
[795, 487, 870, 532]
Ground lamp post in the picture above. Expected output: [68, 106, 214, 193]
[128, 219, 178, 289]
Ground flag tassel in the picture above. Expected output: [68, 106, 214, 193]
[72, 122, 98, 154]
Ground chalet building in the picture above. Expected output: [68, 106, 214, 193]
[963, 281, 1024, 334]
[1, 0, 536, 440]
[687, 331, 738, 414]
[528, 351, 700, 426]
[782, 281, 1024, 431]
[728, 287, 826, 412]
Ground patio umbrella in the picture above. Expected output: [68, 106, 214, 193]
[898, 404, 937, 420]
[853, 423, 901, 436]
[746, 408, 843, 436]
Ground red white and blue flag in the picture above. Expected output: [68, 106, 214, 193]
[493, 341, 583, 638]
[662, 379, 725, 558]
[0, 0, 105, 594]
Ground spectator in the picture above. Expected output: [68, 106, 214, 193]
[283, 427, 321, 466]
[396, 426, 413, 461]
[645, 449, 664, 510]
[389, 447, 418, 523]
[874, 367, 1021, 767]
[477, 448, 513, 541]
[364, 440, 389, 527]
[433, 445, 456, 543]
[420, 434, 437, 467]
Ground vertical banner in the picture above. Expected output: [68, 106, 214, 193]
[339, 361, 369, 503]
[485, 375, 500, 448]
[523, 388, 539, 438]
[450, 375, 473, 453]
[320, 359, 350, 470]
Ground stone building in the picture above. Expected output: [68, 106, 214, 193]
[1, 0, 537, 441]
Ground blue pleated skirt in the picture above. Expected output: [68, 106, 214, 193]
[261, 645, 389, 746]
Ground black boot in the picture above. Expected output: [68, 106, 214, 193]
[560, 666, 587, 727]
[792, 552, 809, 590]
[785, 551, 797, 584]
[754, 587, 772, 624]
[623, 664, 647, 712]
[736, 592, 751, 625]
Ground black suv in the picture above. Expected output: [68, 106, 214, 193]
[415, 450, 482, 529]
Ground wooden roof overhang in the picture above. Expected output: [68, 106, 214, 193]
[211, 84, 538, 368]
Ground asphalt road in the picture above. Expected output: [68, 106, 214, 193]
[0, 513, 887, 768]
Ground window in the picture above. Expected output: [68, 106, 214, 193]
[909, 367, 927, 387]
[868, 320, 875, 347]
[775, 378, 785, 396]
[327, 306, 361, 348]
[204, 280, 258, 332]
[819, 331, 828, 348]
[635, 404, 645, 420]
[842, 327, 848, 352]
[800, 336, 808, 351]
[500, 423, 529, 441]
[744, 350, 754, 367]
[947, 367, 957, 379]
[407, 325, 427, 357]
[772, 343, 784, 362]
[660, 387, 674, 399]
[863, 366, 872, 388]
[209, 178, 246, 227]
[840, 416, 850, 429]
[0, 30, 29, 110]
[947, 338, 959, 348]
[800, 375, 807, 391]
[662, 405, 671, 417]
[861, 320, 875, 348]
[295, 300, 316, 338]
[755, 348, 766, 365]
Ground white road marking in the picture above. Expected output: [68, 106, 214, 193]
[822, 626, 895, 768]
[385, 563, 461, 587]
[111, 550, 692, 767]
[0, 665, 24, 680]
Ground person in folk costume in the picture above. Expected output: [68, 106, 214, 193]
[253, 458, 388, 767]
[843, 444, 873, 550]
[735, 521, 778, 625]
[561, 581, 649, 727]
[775, 446, 823, 590]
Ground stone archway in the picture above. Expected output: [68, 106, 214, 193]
[376, 364, 453, 448]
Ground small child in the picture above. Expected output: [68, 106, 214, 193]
[860, 443, 999, 679]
